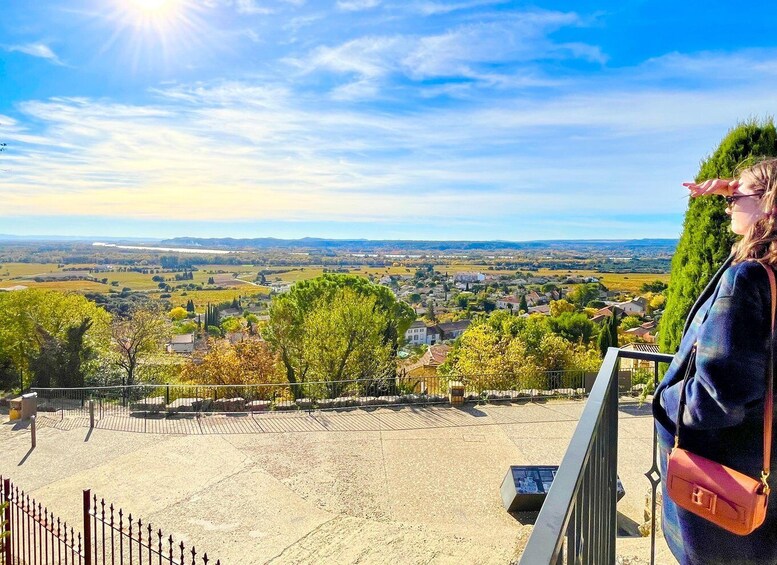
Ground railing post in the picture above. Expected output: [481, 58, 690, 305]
[83, 490, 92, 565]
[30, 415, 36, 449]
[3, 478, 12, 564]
[89, 400, 95, 429]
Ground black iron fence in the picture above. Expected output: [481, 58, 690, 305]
[1, 478, 83, 565]
[31, 368, 647, 421]
[0, 478, 219, 565]
[519, 348, 672, 565]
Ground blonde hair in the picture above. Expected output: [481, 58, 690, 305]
[732, 157, 777, 266]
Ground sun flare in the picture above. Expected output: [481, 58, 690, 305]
[120, 0, 184, 29]
[126, 0, 180, 17]
[106, 0, 206, 68]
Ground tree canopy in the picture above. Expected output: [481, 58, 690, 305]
[441, 311, 600, 391]
[263, 274, 415, 397]
[0, 289, 111, 389]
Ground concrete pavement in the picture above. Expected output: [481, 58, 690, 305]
[0, 401, 674, 564]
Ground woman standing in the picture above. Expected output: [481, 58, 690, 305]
[653, 158, 777, 564]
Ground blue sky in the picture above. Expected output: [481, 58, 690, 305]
[1, 0, 776, 241]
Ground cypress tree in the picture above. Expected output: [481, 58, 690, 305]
[204, 302, 219, 328]
[598, 322, 611, 358]
[519, 294, 528, 313]
[609, 312, 619, 349]
[425, 300, 436, 322]
[659, 119, 777, 354]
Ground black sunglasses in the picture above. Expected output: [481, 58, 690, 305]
[724, 194, 760, 205]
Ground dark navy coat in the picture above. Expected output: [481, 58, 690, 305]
[653, 258, 777, 564]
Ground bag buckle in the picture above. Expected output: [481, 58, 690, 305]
[691, 485, 717, 512]
[761, 471, 771, 495]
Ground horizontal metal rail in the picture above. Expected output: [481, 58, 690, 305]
[30, 368, 647, 421]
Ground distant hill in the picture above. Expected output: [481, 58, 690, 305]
[159, 237, 678, 255]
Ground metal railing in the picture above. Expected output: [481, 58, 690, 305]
[0, 477, 220, 565]
[519, 348, 673, 565]
[2, 477, 84, 565]
[31, 368, 647, 422]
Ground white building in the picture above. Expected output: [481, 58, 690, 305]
[453, 272, 486, 283]
[168, 333, 195, 354]
[404, 320, 428, 345]
[616, 297, 648, 316]
[496, 296, 521, 310]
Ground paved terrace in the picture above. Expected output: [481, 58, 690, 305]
[0, 401, 675, 564]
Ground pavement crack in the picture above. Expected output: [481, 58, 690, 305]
[378, 428, 392, 516]
[264, 516, 340, 563]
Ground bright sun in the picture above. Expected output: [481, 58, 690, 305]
[127, 0, 177, 15]
[121, 0, 182, 29]
[107, 0, 206, 70]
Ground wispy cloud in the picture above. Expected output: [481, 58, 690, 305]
[6, 43, 63, 65]
[2, 1, 776, 239]
[287, 10, 604, 99]
[4, 47, 774, 233]
[409, 0, 510, 16]
[337, 0, 381, 11]
[228, 0, 304, 14]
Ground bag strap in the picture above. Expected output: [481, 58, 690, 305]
[762, 263, 775, 490]
[674, 261, 776, 493]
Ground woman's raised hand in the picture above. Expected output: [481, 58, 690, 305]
[682, 178, 740, 197]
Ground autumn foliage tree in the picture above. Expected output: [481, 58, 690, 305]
[112, 307, 166, 385]
[181, 339, 280, 397]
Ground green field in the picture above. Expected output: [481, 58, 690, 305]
[0, 261, 670, 301]
[162, 287, 271, 310]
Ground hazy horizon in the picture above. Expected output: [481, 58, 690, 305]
[0, 232, 678, 242]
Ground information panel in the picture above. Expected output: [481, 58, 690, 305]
[500, 465, 625, 512]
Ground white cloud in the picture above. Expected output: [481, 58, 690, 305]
[408, 0, 509, 16]
[0, 65, 763, 226]
[290, 10, 604, 94]
[6, 43, 63, 65]
[235, 0, 273, 14]
[337, 0, 381, 11]
[3, 45, 777, 235]
[301, 36, 405, 78]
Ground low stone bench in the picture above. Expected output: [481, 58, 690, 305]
[330, 397, 356, 408]
[212, 397, 246, 411]
[483, 390, 512, 401]
[246, 400, 271, 412]
[377, 395, 401, 405]
[131, 396, 166, 412]
[295, 398, 316, 409]
[167, 397, 208, 413]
